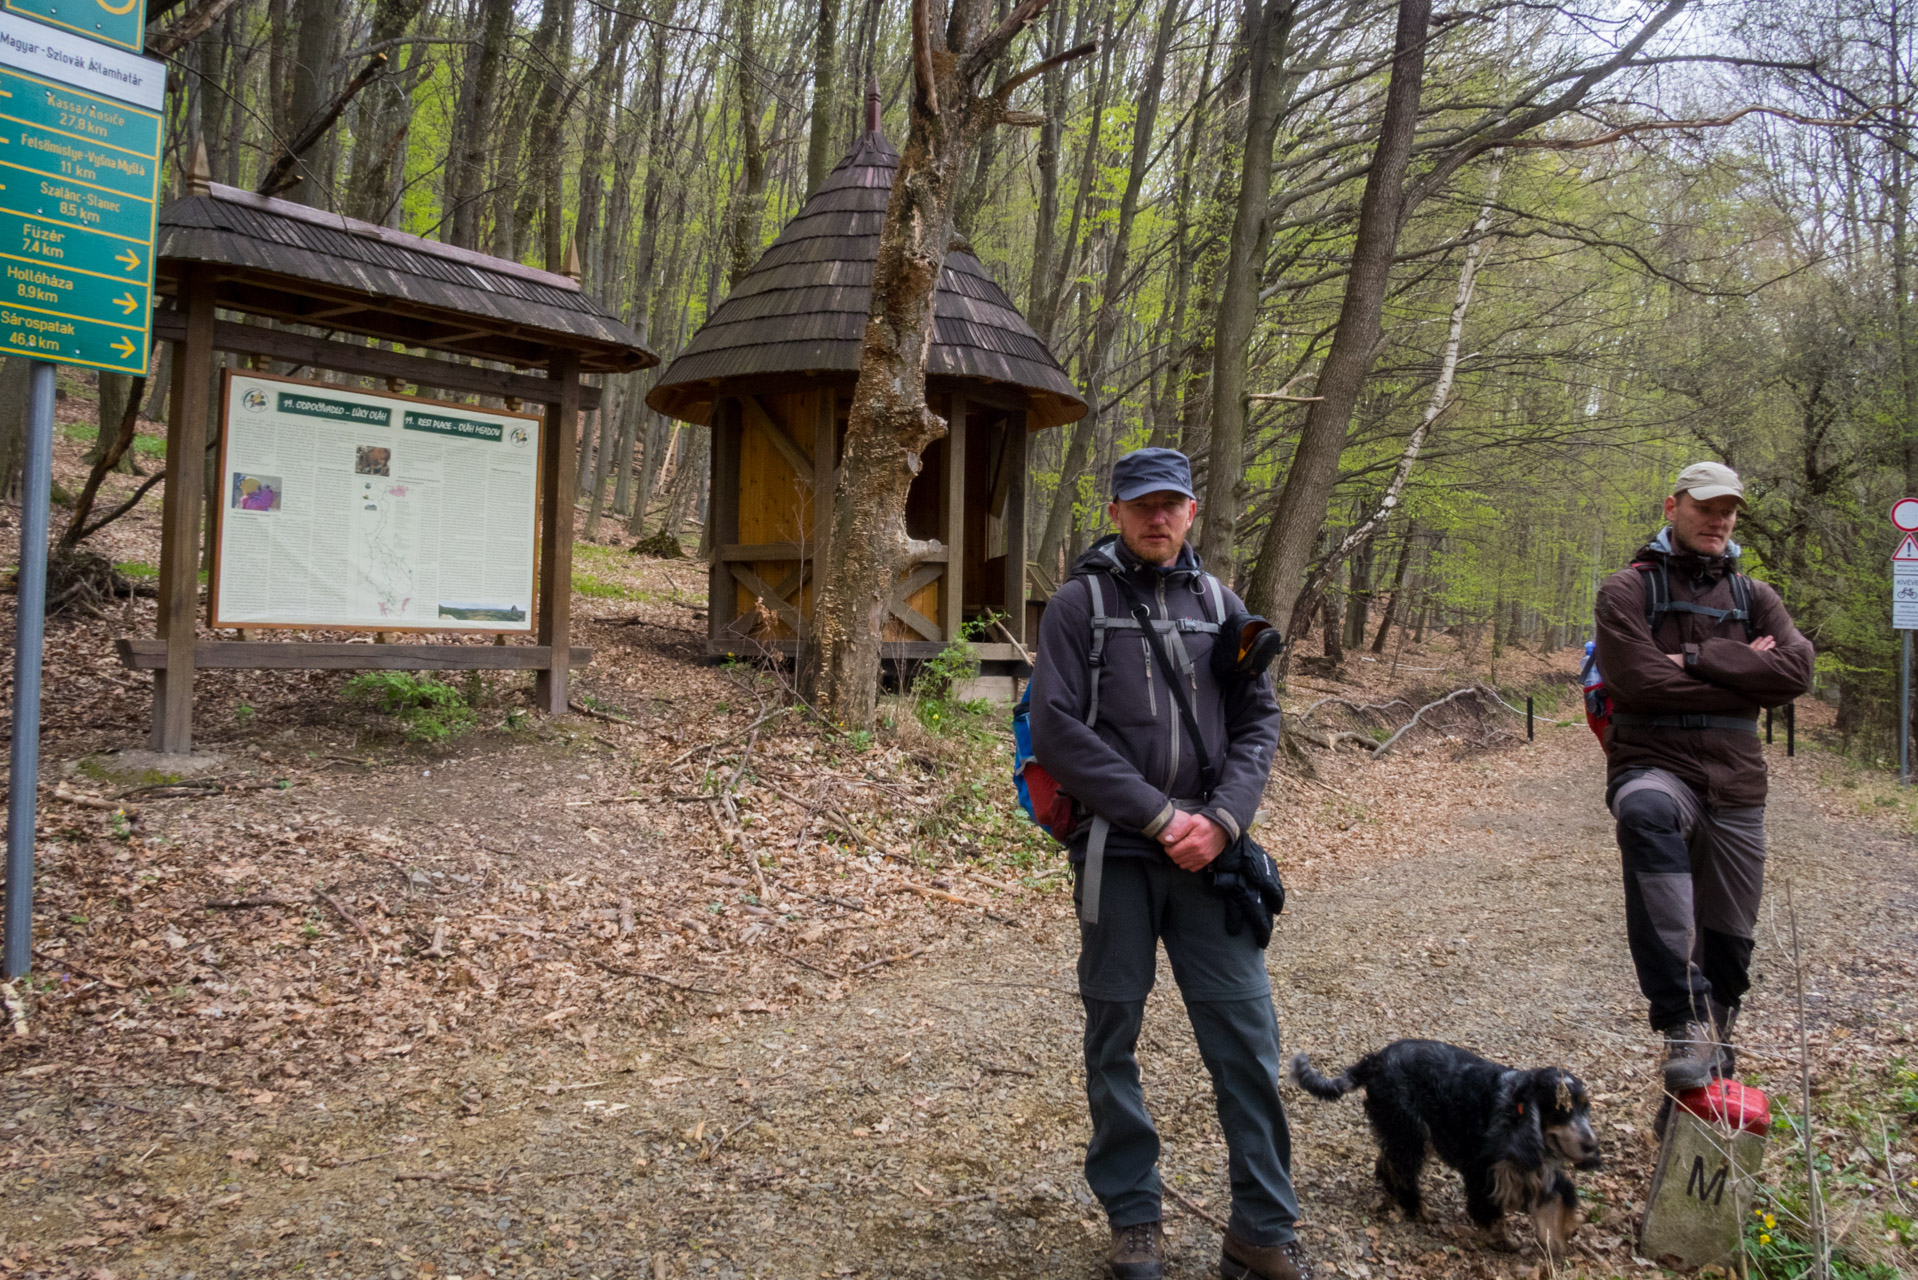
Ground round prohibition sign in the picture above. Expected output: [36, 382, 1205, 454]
[1895, 497, 1918, 532]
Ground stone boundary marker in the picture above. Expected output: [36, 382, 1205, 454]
[1639, 1079, 1772, 1268]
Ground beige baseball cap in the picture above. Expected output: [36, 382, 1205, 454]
[1673, 461, 1745, 504]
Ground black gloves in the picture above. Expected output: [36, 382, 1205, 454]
[1204, 834, 1287, 949]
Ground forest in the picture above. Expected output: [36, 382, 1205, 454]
[3, 0, 1911, 744]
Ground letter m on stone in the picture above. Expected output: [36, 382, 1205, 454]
[1686, 1155, 1729, 1205]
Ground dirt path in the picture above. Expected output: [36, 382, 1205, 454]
[5, 729, 1914, 1280]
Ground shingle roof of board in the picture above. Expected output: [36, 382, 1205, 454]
[645, 119, 1085, 429]
[154, 183, 656, 374]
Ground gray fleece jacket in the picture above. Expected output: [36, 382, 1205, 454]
[1028, 535, 1282, 861]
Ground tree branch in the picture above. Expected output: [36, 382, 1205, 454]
[148, 0, 243, 59]
[911, 0, 940, 117]
[256, 54, 389, 196]
[1500, 104, 1880, 152]
[994, 38, 1098, 101]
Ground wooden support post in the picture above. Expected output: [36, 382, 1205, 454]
[811, 388, 835, 602]
[708, 398, 743, 643]
[151, 265, 216, 753]
[941, 394, 967, 642]
[1002, 411, 1029, 646]
[534, 349, 581, 713]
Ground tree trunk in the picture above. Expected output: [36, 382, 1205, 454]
[508, 0, 575, 266]
[1024, 0, 1070, 328]
[1149, 9, 1219, 449]
[626, 12, 674, 535]
[801, 0, 1093, 726]
[806, 0, 841, 197]
[0, 357, 28, 502]
[1035, 0, 1181, 574]
[1371, 528, 1413, 653]
[343, 0, 429, 222]
[727, 0, 767, 288]
[281, 0, 342, 206]
[1243, 0, 1432, 627]
[445, 0, 512, 248]
[93, 374, 135, 475]
[1343, 538, 1371, 651]
[1196, 0, 1298, 573]
[1320, 593, 1343, 663]
[1276, 165, 1497, 642]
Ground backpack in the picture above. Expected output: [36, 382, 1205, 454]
[1010, 558, 1229, 842]
[1582, 560, 1756, 746]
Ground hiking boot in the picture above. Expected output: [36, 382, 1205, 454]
[1710, 999, 1738, 1077]
[1220, 1230, 1317, 1280]
[1661, 1020, 1718, 1093]
[1107, 1220, 1166, 1280]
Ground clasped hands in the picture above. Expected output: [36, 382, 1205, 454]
[1160, 807, 1228, 871]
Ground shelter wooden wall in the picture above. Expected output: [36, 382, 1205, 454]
[707, 389, 1032, 659]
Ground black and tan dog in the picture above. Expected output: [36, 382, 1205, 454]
[1290, 1040, 1602, 1255]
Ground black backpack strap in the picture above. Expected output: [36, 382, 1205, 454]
[1111, 574, 1220, 800]
[1637, 562, 1668, 636]
[1729, 573, 1756, 640]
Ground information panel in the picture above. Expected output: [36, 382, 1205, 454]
[0, 53, 161, 372]
[213, 373, 542, 633]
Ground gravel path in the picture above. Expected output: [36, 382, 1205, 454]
[6, 732, 1913, 1280]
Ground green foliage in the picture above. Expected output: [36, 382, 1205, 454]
[343, 672, 477, 742]
[911, 614, 998, 735]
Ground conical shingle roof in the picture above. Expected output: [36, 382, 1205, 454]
[646, 117, 1085, 429]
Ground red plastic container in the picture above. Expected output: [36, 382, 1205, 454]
[1675, 1079, 1771, 1135]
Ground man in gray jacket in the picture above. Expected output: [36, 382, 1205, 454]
[1030, 449, 1311, 1280]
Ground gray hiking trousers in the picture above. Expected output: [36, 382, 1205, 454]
[1075, 857, 1300, 1246]
[1609, 767, 1766, 1030]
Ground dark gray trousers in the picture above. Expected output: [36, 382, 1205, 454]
[1610, 767, 1766, 1031]
[1076, 857, 1300, 1246]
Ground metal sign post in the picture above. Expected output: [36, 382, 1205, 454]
[0, 6, 159, 978]
[3, 361, 53, 978]
[1892, 501, 1918, 786]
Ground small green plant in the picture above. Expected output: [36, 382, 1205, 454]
[573, 572, 632, 599]
[234, 702, 256, 725]
[912, 614, 999, 733]
[343, 672, 477, 742]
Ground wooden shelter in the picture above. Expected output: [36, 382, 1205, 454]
[124, 166, 656, 753]
[647, 93, 1085, 666]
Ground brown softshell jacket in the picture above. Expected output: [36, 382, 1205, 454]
[1594, 531, 1815, 809]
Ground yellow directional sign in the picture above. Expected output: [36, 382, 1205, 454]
[0, 61, 160, 373]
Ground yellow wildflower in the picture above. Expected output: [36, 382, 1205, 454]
[1759, 1233, 1772, 1246]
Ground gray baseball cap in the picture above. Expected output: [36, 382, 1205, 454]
[1673, 461, 1745, 504]
[1111, 447, 1196, 502]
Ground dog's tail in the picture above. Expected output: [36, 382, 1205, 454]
[1288, 1052, 1358, 1101]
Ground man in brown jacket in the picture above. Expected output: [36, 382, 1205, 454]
[1593, 462, 1814, 1093]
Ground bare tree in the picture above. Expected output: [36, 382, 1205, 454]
[801, 0, 1095, 724]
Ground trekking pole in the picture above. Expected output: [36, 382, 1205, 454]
[1765, 707, 1773, 744]
[1787, 701, 1795, 759]
[1525, 696, 1533, 741]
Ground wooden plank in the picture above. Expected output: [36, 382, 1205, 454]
[150, 312, 604, 410]
[728, 564, 803, 633]
[118, 640, 592, 671]
[708, 400, 743, 641]
[941, 394, 967, 642]
[888, 562, 945, 642]
[741, 394, 813, 485]
[534, 350, 581, 713]
[710, 638, 1027, 661]
[1002, 410, 1029, 644]
[151, 265, 216, 753]
[720, 542, 804, 562]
